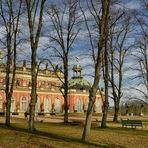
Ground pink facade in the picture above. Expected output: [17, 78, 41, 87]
[68, 91, 103, 112]
[0, 63, 103, 115]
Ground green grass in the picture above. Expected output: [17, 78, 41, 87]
[0, 117, 148, 148]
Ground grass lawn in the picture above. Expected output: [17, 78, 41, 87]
[0, 117, 148, 148]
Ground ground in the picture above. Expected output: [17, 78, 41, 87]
[0, 114, 148, 148]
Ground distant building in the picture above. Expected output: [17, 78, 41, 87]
[0, 54, 103, 116]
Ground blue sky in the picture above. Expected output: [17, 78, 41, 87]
[0, 0, 147, 105]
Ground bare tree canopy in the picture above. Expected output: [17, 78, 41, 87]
[0, 0, 23, 126]
[81, 0, 111, 142]
[25, 0, 46, 131]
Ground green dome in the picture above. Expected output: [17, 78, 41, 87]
[69, 59, 90, 90]
[72, 64, 82, 72]
[68, 77, 90, 90]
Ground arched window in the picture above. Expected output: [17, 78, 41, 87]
[38, 81, 41, 88]
[0, 96, 2, 111]
[22, 96, 27, 112]
[35, 98, 40, 112]
[55, 98, 61, 113]
[78, 99, 82, 112]
[41, 81, 44, 87]
[28, 81, 31, 87]
[11, 97, 15, 112]
[2, 78, 5, 86]
[44, 97, 50, 112]
[95, 99, 101, 113]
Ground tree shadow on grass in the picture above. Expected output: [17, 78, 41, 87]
[0, 123, 125, 148]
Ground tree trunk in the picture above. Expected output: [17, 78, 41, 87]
[113, 101, 119, 122]
[29, 50, 37, 131]
[5, 72, 11, 126]
[5, 93, 11, 126]
[63, 56, 69, 124]
[82, 99, 94, 141]
[5, 27, 12, 126]
[101, 21, 109, 128]
[29, 101, 36, 131]
[29, 93, 37, 131]
[5, 45, 12, 126]
[101, 64, 109, 127]
[101, 100, 109, 127]
[64, 94, 68, 123]
[25, 0, 46, 131]
[2, 0, 21, 127]
[81, 0, 110, 141]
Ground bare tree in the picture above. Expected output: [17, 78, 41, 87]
[130, 0, 148, 103]
[101, 28, 109, 127]
[121, 100, 146, 116]
[80, 0, 110, 142]
[45, 0, 81, 124]
[25, 0, 46, 131]
[0, 0, 22, 126]
[108, 15, 132, 122]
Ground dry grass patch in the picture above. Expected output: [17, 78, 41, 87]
[0, 117, 148, 148]
[0, 126, 94, 148]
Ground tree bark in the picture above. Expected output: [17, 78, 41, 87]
[101, 35, 109, 128]
[113, 101, 119, 122]
[64, 95, 68, 123]
[2, 0, 22, 126]
[29, 50, 37, 131]
[108, 16, 130, 123]
[82, 99, 94, 141]
[63, 61, 68, 123]
[46, 1, 80, 124]
[81, 0, 110, 142]
[5, 93, 11, 126]
[101, 101, 109, 127]
[5, 50, 11, 126]
[25, 0, 46, 131]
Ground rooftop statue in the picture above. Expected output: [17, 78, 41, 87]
[76, 56, 79, 63]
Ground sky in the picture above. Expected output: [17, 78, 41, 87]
[0, 0, 147, 105]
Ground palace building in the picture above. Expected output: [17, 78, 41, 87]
[0, 55, 103, 116]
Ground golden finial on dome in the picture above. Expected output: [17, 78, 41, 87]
[75, 56, 79, 63]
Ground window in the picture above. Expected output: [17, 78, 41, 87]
[11, 97, 15, 112]
[2, 78, 5, 86]
[78, 99, 82, 112]
[47, 82, 51, 89]
[35, 98, 40, 112]
[95, 99, 101, 113]
[38, 81, 41, 88]
[28, 81, 31, 87]
[22, 96, 27, 112]
[40, 81, 45, 89]
[0, 96, 2, 111]
[44, 97, 50, 112]
[0, 78, 3, 86]
[55, 98, 61, 113]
